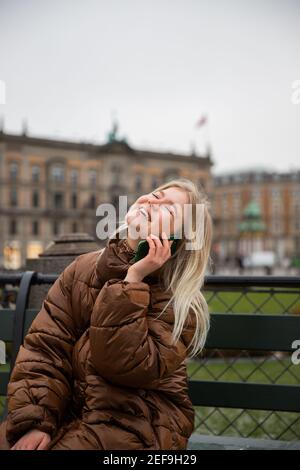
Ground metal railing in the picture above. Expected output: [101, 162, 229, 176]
[190, 276, 300, 441]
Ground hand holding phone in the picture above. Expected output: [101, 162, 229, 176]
[124, 233, 178, 282]
[133, 234, 178, 263]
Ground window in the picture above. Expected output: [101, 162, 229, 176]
[32, 190, 39, 208]
[70, 168, 78, 186]
[272, 219, 282, 233]
[251, 189, 261, 201]
[135, 174, 143, 191]
[9, 162, 19, 181]
[233, 193, 241, 212]
[293, 204, 300, 214]
[72, 222, 78, 232]
[291, 173, 300, 182]
[233, 174, 242, 183]
[111, 194, 119, 207]
[151, 176, 160, 189]
[53, 192, 64, 209]
[292, 189, 300, 201]
[51, 165, 65, 182]
[254, 173, 263, 183]
[9, 219, 17, 235]
[221, 193, 228, 210]
[53, 220, 59, 236]
[111, 163, 122, 173]
[71, 192, 77, 209]
[270, 187, 281, 200]
[32, 165, 40, 182]
[89, 194, 96, 209]
[111, 163, 122, 184]
[164, 169, 179, 182]
[32, 220, 39, 236]
[10, 188, 18, 207]
[89, 169, 97, 187]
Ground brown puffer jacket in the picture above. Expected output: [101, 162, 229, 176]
[0, 234, 196, 450]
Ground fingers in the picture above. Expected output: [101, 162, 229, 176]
[36, 435, 50, 450]
[149, 234, 161, 251]
[148, 233, 173, 257]
[10, 429, 50, 451]
[11, 442, 33, 450]
[146, 235, 155, 255]
[11, 440, 23, 450]
[161, 232, 174, 250]
[11, 438, 39, 450]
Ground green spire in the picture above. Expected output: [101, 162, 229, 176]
[243, 201, 262, 218]
[106, 117, 128, 145]
[239, 201, 266, 233]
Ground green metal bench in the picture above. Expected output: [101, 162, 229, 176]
[1, 272, 300, 450]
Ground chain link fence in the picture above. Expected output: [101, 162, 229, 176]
[188, 281, 300, 441]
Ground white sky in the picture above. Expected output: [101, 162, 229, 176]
[0, 0, 299, 173]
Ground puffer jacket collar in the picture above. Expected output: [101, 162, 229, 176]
[90, 235, 196, 442]
[94, 233, 199, 349]
[95, 232, 164, 288]
[94, 233, 197, 350]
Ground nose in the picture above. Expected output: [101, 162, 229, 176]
[147, 200, 158, 210]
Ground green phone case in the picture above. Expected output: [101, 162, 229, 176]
[133, 235, 178, 263]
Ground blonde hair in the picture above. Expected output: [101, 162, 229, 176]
[109, 178, 213, 359]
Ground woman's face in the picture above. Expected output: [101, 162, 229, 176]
[125, 186, 189, 239]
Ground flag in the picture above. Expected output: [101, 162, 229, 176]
[195, 115, 207, 128]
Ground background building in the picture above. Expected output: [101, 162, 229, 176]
[212, 170, 300, 263]
[0, 127, 212, 269]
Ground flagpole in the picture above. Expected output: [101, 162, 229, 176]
[204, 115, 210, 153]
[194, 114, 208, 156]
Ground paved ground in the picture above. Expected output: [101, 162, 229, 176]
[187, 434, 300, 450]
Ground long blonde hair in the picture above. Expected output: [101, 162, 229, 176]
[109, 178, 213, 359]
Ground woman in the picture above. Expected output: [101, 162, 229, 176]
[0, 178, 212, 450]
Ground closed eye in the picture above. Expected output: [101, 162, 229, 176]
[152, 192, 174, 216]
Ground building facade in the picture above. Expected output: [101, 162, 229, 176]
[212, 170, 300, 261]
[0, 130, 212, 269]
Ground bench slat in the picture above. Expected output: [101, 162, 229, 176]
[24, 309, 40, 335]
[0, 371, 9, 396]
[206, 314, 300, 351]
[3, 311, 299, 351]
[0, 309, 14, 341]
[0, 309, 40, 343]
[188, 380, 300, 412]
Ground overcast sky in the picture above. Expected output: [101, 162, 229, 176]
[0, 0, 299, 174]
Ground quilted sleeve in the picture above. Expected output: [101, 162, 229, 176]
[5, 258, 79, 445]
[89, 278, 188, 388]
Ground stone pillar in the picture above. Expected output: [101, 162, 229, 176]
[26, 233, 102, 308]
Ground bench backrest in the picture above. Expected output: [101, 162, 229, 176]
[1, 272, 300, 420]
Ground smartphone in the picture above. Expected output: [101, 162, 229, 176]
[133, 235, 179, 263]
